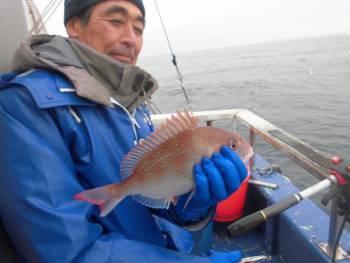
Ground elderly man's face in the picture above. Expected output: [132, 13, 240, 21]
[67, 0, 144, 65]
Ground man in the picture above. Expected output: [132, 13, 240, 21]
[0, 0, 246, 262]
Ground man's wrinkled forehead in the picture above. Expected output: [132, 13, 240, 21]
[104, 2, 145, 25]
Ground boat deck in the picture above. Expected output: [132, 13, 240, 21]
[213, 231, 282, 262]
[207, 154, 350, 263]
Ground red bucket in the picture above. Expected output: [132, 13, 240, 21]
[214, 168, 251, 223]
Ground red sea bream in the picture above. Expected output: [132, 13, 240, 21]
[74, 111, 253, 216]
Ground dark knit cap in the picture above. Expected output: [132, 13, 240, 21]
[64, 0, 145, 25]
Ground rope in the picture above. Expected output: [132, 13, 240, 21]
[153, 0, 192, 110]
[29, 0, 56, 34]
[33, 0, 64, 34]
[143, 89, 162, 114]
[40, 0, 57, 20]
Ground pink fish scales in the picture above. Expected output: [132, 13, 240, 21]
[74, 111, 253, 216]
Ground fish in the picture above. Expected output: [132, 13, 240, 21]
[74, 111, 253, 217]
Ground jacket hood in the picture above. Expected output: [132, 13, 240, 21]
[12, 35, 158, 111]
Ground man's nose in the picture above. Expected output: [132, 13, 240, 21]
[120, 23, 137, 47]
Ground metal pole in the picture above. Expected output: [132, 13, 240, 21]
[249, 127, 256, 170]
[228, 175, 337, 236]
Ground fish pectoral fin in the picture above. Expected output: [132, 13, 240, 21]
[74, 185, 124, 217]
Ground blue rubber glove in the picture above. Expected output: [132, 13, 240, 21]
[175, 145, 248, 222]
[208, 250, 242, 263]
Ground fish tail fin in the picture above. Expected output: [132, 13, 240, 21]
[99, 197, 123, 217]
[74, 184, 125, 217]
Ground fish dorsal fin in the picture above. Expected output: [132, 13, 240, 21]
[120, 110, 197, 180]
[155, 110, 197, 143]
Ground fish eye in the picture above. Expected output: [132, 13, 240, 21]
[228, 138, 239, 150]
[231, 142, 238, 150]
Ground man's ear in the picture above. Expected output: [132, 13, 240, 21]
[65, 17, 82, 39]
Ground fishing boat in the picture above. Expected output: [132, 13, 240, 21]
[152, 110, 350, 263]
[1, 1, 350, 262]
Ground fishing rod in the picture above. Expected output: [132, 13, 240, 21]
[228, 175, 338, 236]
[153, 0, 192, 110]
[225, 122, 350, 263]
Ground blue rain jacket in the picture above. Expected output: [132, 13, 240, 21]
[0, 70, 213, 262]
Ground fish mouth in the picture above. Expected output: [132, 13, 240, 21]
[241, 148, 254, 164]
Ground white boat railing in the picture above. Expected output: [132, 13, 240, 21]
[151, 109, 332, 181]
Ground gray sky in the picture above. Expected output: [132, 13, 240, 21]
[34, 0, 350, 57]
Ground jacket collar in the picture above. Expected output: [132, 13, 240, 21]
[12, 35, 158, 112]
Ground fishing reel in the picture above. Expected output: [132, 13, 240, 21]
[322, 156, 350, 218]
[318, 157, 350, 262]
[322, 183, 350, 218]
[317, 183, 350, 262]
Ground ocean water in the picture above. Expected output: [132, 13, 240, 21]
[139, 35, 350, 207]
